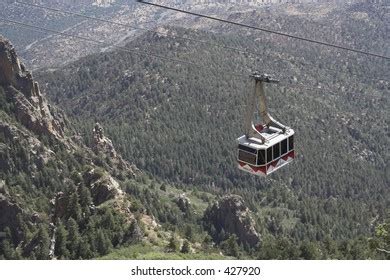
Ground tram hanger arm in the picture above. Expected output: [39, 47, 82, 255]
[244, 73, 287, 141]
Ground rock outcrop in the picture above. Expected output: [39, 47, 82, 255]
[0, 36, 65, 139]
[84, 168, 123, 205]
[51, 167, 125, 217]
[92, 122, 137, 176]
[203, 194, 260, 247]
[0, 36, 142, 259]
[0, 120, 55, 173]
[92, 122, 118, 159]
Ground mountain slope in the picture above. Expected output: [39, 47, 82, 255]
[1, 1, 389, 260]
[2, 1, 388, 70]
[0, 36, 194, 260]
[35, 3, 389, 258]
[0, 36, 263, 260]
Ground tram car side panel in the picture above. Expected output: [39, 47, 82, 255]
[237, 132, 295, 176]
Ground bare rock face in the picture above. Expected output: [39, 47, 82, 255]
[52, 168, 124, 218]
[90, 175, 122, 205]
[0, 36, 65, 139]
[0, 139, 12, 173]
[92, 123, 118, 158]
[203, 194, 260, 247]
[0, 120, 55, 173]
[84, 168, 123, 205]
[92, 122, 137, 176]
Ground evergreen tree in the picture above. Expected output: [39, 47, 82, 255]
[181, 240, 191, 254]
[127, 220, 143, 243]
[0, 227, 16, 259]
[160, 184, 167, 192]
[67, 191, 82, 223]
[257, 237, 280, 259]
[202, 234, 212, 250]
[54, 219, 69, 259]
[222, 234, 240, 258]
[70, 170, 83, 185]
[66, 218, 81, 259]
[217, 228, 226, 243]
[102, 209, 115, 229]
[184, 225, 194, 242]
[16, 213, 31, 242]
[85, 219, 98, 254]
[300, 241, 321, 260]
[79, 236, 94, 259]
[79, 186, 92, 218]
[96, 230, 111, 256]
[166, 234, 179, 252]
[323, 235, 339, 258]
[34, 224, 50, 260]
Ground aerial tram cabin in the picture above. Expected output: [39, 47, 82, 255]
[237, 73, 295, 176]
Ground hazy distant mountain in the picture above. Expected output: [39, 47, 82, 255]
[2, 0, 387, 70]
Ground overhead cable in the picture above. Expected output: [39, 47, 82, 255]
[137, 0, 390, 61]
[14, 0, 389, 83]
[0, 18, 248, 78]
[14, 0, 264, 58]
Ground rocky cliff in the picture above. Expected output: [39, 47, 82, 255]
[0, 37, 65, 139]
[92, 122, 137, 176]
[203, 195, 261, 247]
[0, 36, 139, 258]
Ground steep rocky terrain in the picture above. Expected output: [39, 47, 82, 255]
[0, 38, 65, 139]
[32, 1, 389, 259]
[1, 0, 389, 260]
[92, 122, 137, 175]
[0, 36, 255, 259]
[0, 36, 139, 258]
[203, 195, 261, 247]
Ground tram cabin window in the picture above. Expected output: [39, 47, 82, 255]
[238, 150, 257, 165]
[288, 135, 294, 151]
[281, 138, 288, 155]
[257, 149, 265, 165]
[267, 147, 273, 163]
[238, 144, 257, 154]
[273, 143, 280, 159]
